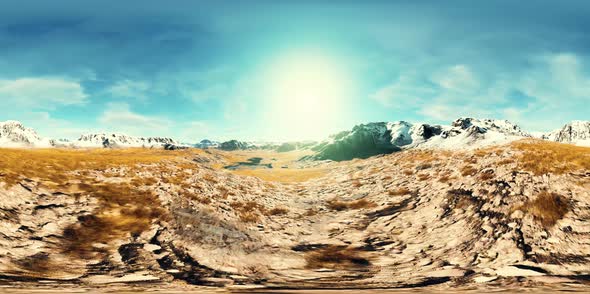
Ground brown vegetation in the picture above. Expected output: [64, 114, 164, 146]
[417, 173, 430, 181]
[305, 245, 371, 269]
[326, 198, 375, 211]
[461, 165, 478, 177]
[389, 187, 411, 196]
[230, 200, 267, 222]
[517, 191, 570, 227]
[479, 170, 495, 181]
[511, 139, 590, 175]
[268, 207, 289, 216]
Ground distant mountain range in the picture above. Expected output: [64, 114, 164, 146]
[1, 118, 589, 156]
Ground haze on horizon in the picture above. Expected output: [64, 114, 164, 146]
[1, 0, 589, 142]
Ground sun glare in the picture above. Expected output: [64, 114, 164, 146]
[262, 52, 353, 141]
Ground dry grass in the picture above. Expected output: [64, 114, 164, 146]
[517, 191, 570, 227]
[230, 168, 328, 183]
[0, 148, 196, 188]
[417, 173, 430, 181]
[389, 187, 411, 196]
[438, 174, 451, 183]
[479, 170, 495, 181]
[326, 198, 375, 211]
[268, 207, 289, 216]
[511, 139, 590, 175]
[461, 165, 478, 177]
[304, 208, 318, 216]
[230, 200, 267, 222]
[305, 245, 371, 269]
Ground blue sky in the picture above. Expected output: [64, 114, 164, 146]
[1, 1, 589, 141]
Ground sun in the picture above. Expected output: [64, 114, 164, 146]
[261, 51, 353, 141]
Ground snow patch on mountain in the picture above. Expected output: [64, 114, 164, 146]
[312, 118, 532, 161]
[419, 118, 531, 149]
[73, 133, 178, 148]
[194, 139, 220, 149]
[542, 120, 590, 146]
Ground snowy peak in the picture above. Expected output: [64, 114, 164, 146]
[0, 120, 53, 148]
[74, 133, 177, 148]
[543, 120, 590, 146]
[451, 118, 529, 136]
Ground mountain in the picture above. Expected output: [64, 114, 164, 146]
[218, 139, 252, 151]
[542, 120, 590, 146]
[194, 139, 219, 149]
[0, 120, 54, 148]
[312, 118, 531, 161]
[73, 133, 178, 148]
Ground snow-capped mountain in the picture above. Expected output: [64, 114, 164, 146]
[312, 118, 532, 161]
[73, 133, 178, 148]
[194, 139, 220, 149]
[542, 120, 590, 146]
[0, 120, 54, 148]
[420, 118, 531, 149]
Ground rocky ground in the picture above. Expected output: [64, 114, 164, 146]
[0, 139, 589, 292]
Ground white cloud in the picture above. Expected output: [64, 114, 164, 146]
[431, 64, 480, 94]
[370, 75, 435, 108]
[99, 102, 171, 135]
[176, 121, 213, 142]
[189, 83, 229, 101]
[107, 80, 150, 100]
[0, 77, 87, 108]
[371, 54, 590, 130]
[521, 53, 590, 105]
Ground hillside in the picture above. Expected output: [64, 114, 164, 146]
[0, 139, 588, 290]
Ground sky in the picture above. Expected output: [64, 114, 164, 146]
[1, 0, 589, 142]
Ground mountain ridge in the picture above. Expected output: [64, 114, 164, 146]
[0, 118, 588, 152]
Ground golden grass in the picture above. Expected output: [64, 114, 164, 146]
[517, 191, 570, 228]
[0, 148, 198, 187]
[230, 168, 328, 183]
[510, 139, 590, 175]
